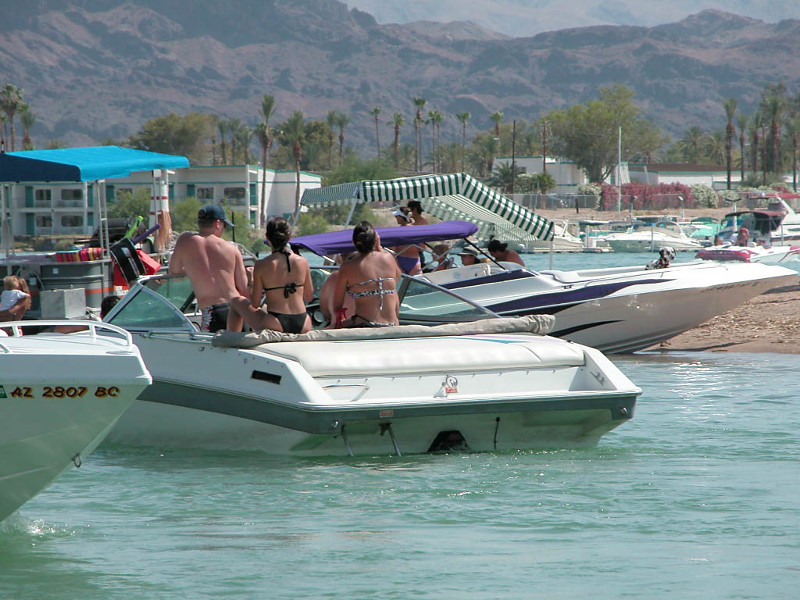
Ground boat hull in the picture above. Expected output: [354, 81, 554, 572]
[0, 326, 151, 522]
[437, 262, 798, 353]
[105, 332, 640, 455]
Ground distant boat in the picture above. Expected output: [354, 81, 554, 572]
[718, 196, 800, 245]
[603, 218, 703, 252]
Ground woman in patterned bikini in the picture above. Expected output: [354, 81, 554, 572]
[333, 221, 402, 328]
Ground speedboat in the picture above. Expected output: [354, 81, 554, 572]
[603, 218, 703, 252]
[292, 221, 799, 353]
[718, 196, 800, 245]
[101, 273, 641, 455]
[697, 243, 800, 264]
[0, 321, 152, 522]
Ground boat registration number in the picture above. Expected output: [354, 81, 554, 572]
[4, 386, 121, 399]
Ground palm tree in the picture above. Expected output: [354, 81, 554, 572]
[764, 94, 784, 175]
[369, 106, 382, 157]
[335, 112, 349, 159]
[258, 94, 276, 226]
[19, 103, 35, 150]
[786, 115, 800, 192]
[391, 113, 404, 169]
[234, 125, 253, 164]
[723, 98, 737, 190]
[678, 126, 707, 164]
[412, 97, 427, 171]
[750, 111, 763, 178]
[226, 118, 244, 164]
[283, 111, 306, 217]
[490, 111, 504, 138]
[429, 110, 444, 172]
[0, 84, 24, 151]
[217, 119, 229, 165]
[456, 111, 470, 171]
[325, 110, 338, 169]
[736, 113, 749, 183]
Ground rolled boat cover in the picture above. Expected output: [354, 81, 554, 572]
[212, 315, 555, 348]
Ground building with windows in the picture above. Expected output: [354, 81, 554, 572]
[2, 164, 322, 237]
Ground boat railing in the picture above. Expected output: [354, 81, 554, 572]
[0, 320, 135, 349]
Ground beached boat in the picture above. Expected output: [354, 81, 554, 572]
[602, 219, 703, 252]
[292, 221, 799, 354]
[0, 321, 152, 522]
[101, 273, 641, 455]
[718, 197, 800, 245]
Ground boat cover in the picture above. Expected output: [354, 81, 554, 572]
[299, 172, 555, 243]
[213, 315, 554, 348]
[291, 221, 478, 256]
[0, 146, 189, 182]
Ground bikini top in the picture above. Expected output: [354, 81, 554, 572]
[346, 277, 397, 310]
[263, 247, 304, 298]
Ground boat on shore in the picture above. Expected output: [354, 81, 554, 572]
[101, 273, 641, 455]
[0, 321, 152, 522]
[292, 221, 799, 354]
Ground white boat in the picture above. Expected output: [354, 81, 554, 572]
[696, 243, 800, 264]
[603, 219, 703, 252]
[718, 197, 800, 245]
[292, 221, 799, 354]
[0, 321, 152, 522]
[101, 274, 641, 455]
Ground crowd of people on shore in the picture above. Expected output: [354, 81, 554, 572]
[167, 201, 520, 335]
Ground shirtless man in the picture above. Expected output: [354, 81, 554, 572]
[407, 200, 429, 226]
[333, 221, 402, 327]
[169, 204, 249, 332]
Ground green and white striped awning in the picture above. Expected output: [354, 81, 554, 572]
[300, 172, 554, 242]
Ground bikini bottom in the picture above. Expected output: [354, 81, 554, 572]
[268, 311, 308, 334]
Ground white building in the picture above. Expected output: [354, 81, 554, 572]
[3, 164, 322, 236]
[495, 155, 589, 194]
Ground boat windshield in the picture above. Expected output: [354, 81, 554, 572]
[105, 274, 197, 331]
[309, 266, 496, 327]
[109, 270, 496, 332]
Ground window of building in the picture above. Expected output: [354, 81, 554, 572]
[34, 189, 52, 207]
[60, 188, 83, 208]
[61, 215, 84, 228]
[197, 187, 215, 200]
[35, 215, 53, 228]
[223, 187, 247, 205]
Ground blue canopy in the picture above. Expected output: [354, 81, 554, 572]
[0, 146, 190, 182]
[292, 221, 479, 256]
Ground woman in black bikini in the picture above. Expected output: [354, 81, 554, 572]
[333, 221, 402, 328]
[228, 217, 313, 334]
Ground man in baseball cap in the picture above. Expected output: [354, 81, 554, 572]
[169, 203, 248, 332]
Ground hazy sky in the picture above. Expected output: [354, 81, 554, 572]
[342, 0, 800, 37]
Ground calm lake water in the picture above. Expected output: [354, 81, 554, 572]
[2, 251, 799, 599]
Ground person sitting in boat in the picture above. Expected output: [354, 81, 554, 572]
[228, 217, 313, 334]
[333, 220, 402, 328]
[391, 207, 423, 275]
[407, 200, 429, 226]
[646, 247, 675, 270]
[732, 227, 752, 247]
[459, 246, 480, 266]
[487, 239, 525, 266]
[169, 204, 249, 333]
[424, 243, 455, 272]
[0, 275, 31, 323]
[318, 253, 356, 327]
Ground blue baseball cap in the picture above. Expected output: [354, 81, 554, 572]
[198, 204, 234, 227]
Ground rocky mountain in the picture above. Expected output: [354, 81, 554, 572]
[342, 0, 800, 39]
[1, 0, 799, 154]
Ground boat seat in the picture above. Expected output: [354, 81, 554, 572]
[254, 334, 586, 377]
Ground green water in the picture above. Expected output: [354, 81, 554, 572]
[1, 352, 798, 599]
